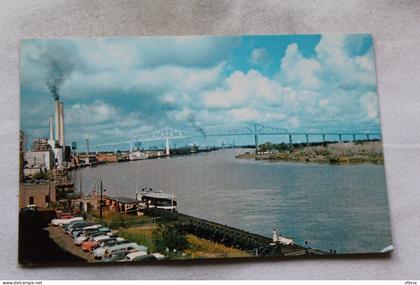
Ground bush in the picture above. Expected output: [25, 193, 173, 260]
[153, 224, 189, 252]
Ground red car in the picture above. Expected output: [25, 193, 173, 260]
[82, 235, 112, 252]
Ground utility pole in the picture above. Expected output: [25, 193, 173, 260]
[79, 171, 83, 196]
[100, 180, 103, 220]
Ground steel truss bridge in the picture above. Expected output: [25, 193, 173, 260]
[79, 123, 381, 154]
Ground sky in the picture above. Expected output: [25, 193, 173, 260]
[20, 34, 380, 149]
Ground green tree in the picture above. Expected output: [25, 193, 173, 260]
[153, 224, 189, 252]
[260, 142, 274, 152]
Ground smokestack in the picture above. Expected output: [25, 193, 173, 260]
[59, 101, 65, 147]
[54, 99, 61, 145]
[49, 115, 54, 142]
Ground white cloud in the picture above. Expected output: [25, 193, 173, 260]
[229, 107, 260, 122]
[251, 48, 270, 65]
[315, 36, 376, 88]
[359, 91, 379, 119]
[319, 99, 329, 107]
[355, 55, 374, 71]
[279, 43, 321, 89]
[202, 69, 284, 109]
[66, 101, 119, 125]
[136, 64, 223, 93]
[288, 116, 300, 128]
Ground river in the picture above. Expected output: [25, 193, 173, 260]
[72, 148, 393, 254]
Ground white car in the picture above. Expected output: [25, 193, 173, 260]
[82, 224, 102, 231]
[118, 251, 148, 262]
[92, 239, 126, 259]
[151, 253, 166, 260]
[95, 242, 147, 260]
[51, 217, 83, 226]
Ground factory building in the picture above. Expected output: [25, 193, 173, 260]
[23, 150, 54, 177]
[21, 98, 69, 177]
[22, 138, 54, 177]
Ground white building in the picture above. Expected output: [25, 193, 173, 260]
[24, 150, 54, 176]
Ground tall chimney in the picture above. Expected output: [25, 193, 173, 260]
[59, 101, 65, 147]
[54, 99, 61, 145]
[49, 115, 54, 142]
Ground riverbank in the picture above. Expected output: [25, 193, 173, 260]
[236, 141, 384, 164]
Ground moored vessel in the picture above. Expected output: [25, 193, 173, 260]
[136, 187, 177, 211]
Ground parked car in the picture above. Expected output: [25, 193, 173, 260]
[81, 235, 114, 252]
[100, 250, 134, 263]
[105, 243, 147, 258]
[92, 240, 128, 259]
[65, 222, 96, 234]
[74, 231, 108, 245]
[72, 225, 111, 238]
[96, 243, 146, 260]
[51, 216, 83, 226]
[63, 220, 84, 229]
[151, 252, 166, 260]
[90, 237, 125, 252]
[119, 251, 156, 262]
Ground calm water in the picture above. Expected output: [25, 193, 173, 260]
[72, 149, 392, 254]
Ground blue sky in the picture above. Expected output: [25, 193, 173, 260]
[20, 34, 380, 148]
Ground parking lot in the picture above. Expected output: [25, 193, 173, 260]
[46, 226, 97, 262]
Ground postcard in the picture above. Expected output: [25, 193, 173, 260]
[19, 34, 392, 265]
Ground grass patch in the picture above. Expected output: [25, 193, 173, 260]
[90, 211, 154, 229]
[184, 234, 250, 259]
[118, 226, 157, 252]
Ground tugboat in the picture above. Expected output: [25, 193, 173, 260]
[135, 186, 177, 211]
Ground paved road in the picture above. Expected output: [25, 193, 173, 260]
[46, 226, 96, 263]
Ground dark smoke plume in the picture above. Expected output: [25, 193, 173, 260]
[187, 114, 206, 140]
[42, 42, 83, 100]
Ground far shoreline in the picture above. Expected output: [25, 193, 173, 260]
[236, 141, 384, 165]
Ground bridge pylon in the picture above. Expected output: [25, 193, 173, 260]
[165, 127, 170, 155]
[254, 123, 259, 154]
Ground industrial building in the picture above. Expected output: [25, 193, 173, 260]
[19, 99, 69, 208]
[23, 149, 54, 176]
[21, 98, 70, 176]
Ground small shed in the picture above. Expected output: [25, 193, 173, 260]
[105, 196, 144, 214]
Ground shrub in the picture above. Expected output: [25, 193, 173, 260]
[153, 224, 189, 252]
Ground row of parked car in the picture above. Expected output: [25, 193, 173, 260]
[51, 216, 166, 262]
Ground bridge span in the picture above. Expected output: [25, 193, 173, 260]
[78, 123, 381, 154]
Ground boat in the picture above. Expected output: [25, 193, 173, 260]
[129, 150, 149, 161]
[135, 186, 177, 211]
